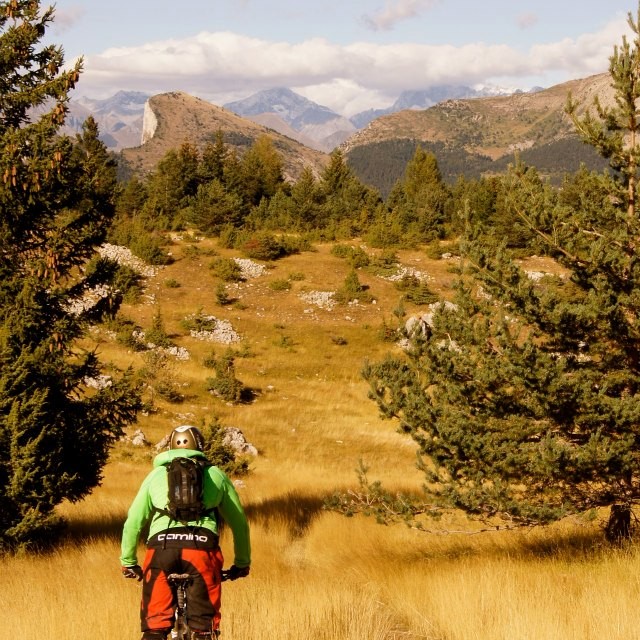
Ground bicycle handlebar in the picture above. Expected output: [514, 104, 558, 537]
[167, 571, 231, 584]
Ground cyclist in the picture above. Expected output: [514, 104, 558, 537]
[120, 425, 251, 640]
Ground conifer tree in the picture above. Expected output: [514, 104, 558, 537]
[363, 4, 640, 541]
[388, 147, 451, 239]
[0, 1, 140, 549]
[199, 130, 227, 183]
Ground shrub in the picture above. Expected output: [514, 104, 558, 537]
[394, 274, 439, 305]
[84, 257, 144, 304]
[182, 245, 202, 260]
[109, 218, 173, 266]
[145, 310, 174, 348]
[240, 233, 287, 261]
[215, 283, 231, 305]
[211, 258, 243, 282]
[269, 279, 291, 291]
[201, 418, 251, 476]
[206, 351, 245, 403]
[181, 309, 217, 333]
[331, 244, 370, 268]
[218, 224, 242, 249]
[238, 232, 307, 261]
[334, 269, 374, 304]
[331, 244, 352, 259]
[367, 249, 399, 277]
[140, 350, 184, 404]
[202, 350, 217, 369]
[378, 319, 399, 342]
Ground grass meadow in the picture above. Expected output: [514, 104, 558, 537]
[2, 238, 639, 639]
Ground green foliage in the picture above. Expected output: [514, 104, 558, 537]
[145, 310, 173, 348]
[139, 350, 183, 404]
[377, 319, 400, 343]
[346, 134, 610, 200]
[331, 244, 370, 268]
[210, 257, 243, 282]
[326, 460, 426, 524]
[200, 418, 251, 476]
[191, 178, 244, 234]
[88, 260, 144, 304]
[366, 249, 400, 277]
[269, 278, 291, 292]
[108, 216, 173, 265]
[394, 274, 439, 306]
[215, 283, 231, 306]
[238, 232, 304, 261]
[0, 2, 140, 550]
[334, 269, 374, 305]
[181, 309, 217, 333]
[206, 351, 245, 403]
[104, 316, 146, 351]
[387, 147, 452, 242]
[362, 8, 640, 538]
[143, 141, 201, 224]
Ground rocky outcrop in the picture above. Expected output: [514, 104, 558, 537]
[141, 100, 158, 145]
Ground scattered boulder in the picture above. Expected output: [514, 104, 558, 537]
[121, 429, 150, 447]
[405, 301, 458, 338]
[233, 258, 268, 279]
[97, 243, 158, 277]
[299, 290, 336, 310]
[155, 434, 171, 451]
[223, 427, 258, 457]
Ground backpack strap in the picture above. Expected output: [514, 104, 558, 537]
[151, 457, 218, 523]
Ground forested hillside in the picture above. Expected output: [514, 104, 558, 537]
[346, 135, 610, 198]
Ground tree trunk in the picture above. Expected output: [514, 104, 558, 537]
[605, 503, 633, 544]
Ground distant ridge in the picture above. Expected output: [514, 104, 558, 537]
[342, 73, 614, 196]
[224, 87, 356, 152]
[119, 91, 329, 181]
[67, 90, 149, 150]
[65, 83, 541, 153]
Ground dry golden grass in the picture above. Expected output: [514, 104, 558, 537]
[3, 237, 639, 639]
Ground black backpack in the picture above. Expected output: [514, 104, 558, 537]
[165, 456, 211, 524]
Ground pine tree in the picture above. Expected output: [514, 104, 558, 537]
[319, 149, 381, 231]
[390, 147, 451, 239]
[363, 4, 640, 542]
[199, 130, 227, 183]
[0, 1, 140, 549]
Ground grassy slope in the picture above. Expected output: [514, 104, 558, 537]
[3, 237, 640, 640]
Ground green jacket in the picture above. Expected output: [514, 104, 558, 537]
[120, 448, 251, 568]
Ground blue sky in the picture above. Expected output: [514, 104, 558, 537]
[47, 0, 636, 115]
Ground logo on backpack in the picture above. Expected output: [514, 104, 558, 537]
[165, 456, 211, 524]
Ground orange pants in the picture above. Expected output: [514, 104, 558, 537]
[140, 546, 225, 634]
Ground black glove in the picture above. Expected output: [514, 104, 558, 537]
[226, 564, 250, 580]
[122, 564, 143, 581]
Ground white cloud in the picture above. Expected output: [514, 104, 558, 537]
[363, 0, 440, 31]
[51, 5, 85, 34]
[517, 13, 538, 30]
[74, 16, 630, 115]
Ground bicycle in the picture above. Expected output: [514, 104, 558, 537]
[167, 569, 231, 640]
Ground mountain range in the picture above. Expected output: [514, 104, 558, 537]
[65, 90, 148, 150]
[62, 74, 617, 197]
[65, 84, 524, 153]
[118, 91, 328, 182]
[342, 73, 613, 195]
